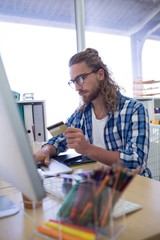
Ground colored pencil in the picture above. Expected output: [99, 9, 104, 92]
[45, 221, 95, 240]
[37, 225, 93, 240]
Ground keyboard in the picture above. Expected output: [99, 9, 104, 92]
[43, 177, 63, 199]
[112, 199, 143, 218]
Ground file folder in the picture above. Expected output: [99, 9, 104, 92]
[17, 103, 25, 124]
[33, 103, 46, 142]
[23, 104, 34, 143]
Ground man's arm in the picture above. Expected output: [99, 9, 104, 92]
[64, 127, 120, 165]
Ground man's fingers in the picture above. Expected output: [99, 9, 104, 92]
[64, 127, 81, 134]
[44, 156, 50, 165]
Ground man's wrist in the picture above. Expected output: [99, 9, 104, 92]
[41, 144, 56, 157]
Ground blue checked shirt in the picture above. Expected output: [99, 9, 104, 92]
[48, 94, 152, 177]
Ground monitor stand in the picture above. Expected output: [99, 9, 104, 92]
[0, 195, 19, 218]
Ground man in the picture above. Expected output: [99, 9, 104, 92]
[35, 48, 151, 177]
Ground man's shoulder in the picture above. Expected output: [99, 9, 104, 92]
[119, 94, 145, 109]
[120, 93, 142, 103]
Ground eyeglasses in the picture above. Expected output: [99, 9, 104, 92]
[68, 71, 94, 89]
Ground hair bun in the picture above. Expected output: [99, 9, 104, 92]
[84, 48, 98, 56]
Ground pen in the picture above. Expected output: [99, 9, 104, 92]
[95, 175, 109, 196]
[78, 201, 93, 224]
[100, 166, 123, 226]
[57, 183, 78, 218]
[70, 181, 94, 221]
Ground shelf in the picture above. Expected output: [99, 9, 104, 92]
[133, 79, 160, 98]
[136, 97, 160, 121]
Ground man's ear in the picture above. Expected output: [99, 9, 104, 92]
[97, 68, 105, 81]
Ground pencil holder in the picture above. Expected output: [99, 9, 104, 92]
[56, 179, 126, 240]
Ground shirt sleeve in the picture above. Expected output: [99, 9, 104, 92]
[118, 101, 150, 175]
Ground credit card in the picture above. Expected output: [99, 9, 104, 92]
[47, 121, 67, 136]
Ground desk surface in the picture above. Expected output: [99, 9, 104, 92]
[1, 162, 160, 240]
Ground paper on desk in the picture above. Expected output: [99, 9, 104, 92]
[37, 159, 73, 178]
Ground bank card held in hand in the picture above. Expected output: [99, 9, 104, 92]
[47, 121, 67, 136]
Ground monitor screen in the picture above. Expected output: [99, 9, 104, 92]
[0, 55, 46, 202]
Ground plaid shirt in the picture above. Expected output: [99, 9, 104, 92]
[48, 94, 151, 177]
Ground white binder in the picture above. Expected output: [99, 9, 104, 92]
[33, 103, 45, 142]
[23, 104, 34, 144]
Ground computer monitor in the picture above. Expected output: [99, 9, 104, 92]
[0, 55, 46, 206]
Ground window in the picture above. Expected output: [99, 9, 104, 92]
[86, 31, 133, 96]
[142, 39, 160, 80]
[0, 22, 79, 127]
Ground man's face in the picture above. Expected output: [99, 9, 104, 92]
[70, 62, 104, 104]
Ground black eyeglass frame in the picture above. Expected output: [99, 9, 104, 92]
[68, 71, 95, 89]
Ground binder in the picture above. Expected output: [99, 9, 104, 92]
[17, 104, 25, 124]
[23, 104, 34, 144]
[33, 103, 45, 142]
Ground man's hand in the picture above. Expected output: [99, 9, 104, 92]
[64, 127, 120, 166]
[64, 127, 91, 155]
[33, 144, 56, 165]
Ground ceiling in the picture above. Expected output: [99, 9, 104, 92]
[0, 0, 160, 40]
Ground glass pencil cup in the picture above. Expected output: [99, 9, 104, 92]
[55, 179, 126, 240]
[32, 175, 126, 240]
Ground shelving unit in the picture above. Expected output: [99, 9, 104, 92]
[148, 124, 160, 181]
[136, 97, 160, 122]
